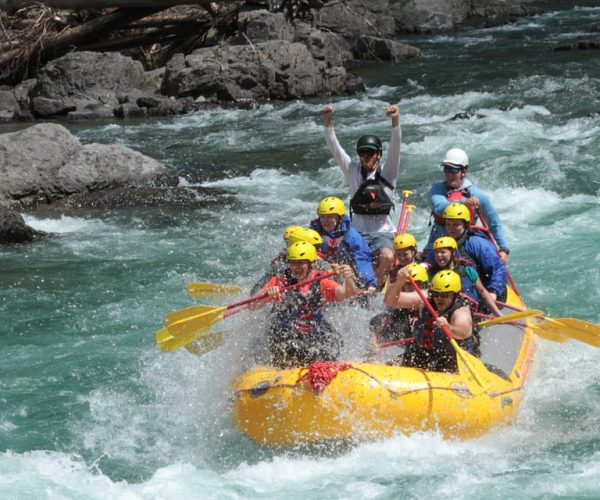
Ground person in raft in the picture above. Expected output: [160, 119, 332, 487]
[384, 268, 477, 372]
[252, 240, 358, 368]
[428, 236, 502, 317]
[309, 196, 377, 291]
[250, 225, 330, 295]
[426, 203, 508, 304]
[322, 103, 401, 286]
[369, 262, 429, 357]
[424, 147, 510, 262]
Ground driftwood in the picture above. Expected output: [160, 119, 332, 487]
[0, 0, 209, 11]
[0, 0, 328, 84]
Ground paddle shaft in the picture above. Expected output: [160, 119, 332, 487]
[396, 190, 413, 234]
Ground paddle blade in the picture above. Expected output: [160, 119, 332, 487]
[167, 307, 226, 338]
[165, 304, 215, 326]
[477, 309, 544, 328]
[533, 318, 600, 347]
[184, 330, 226, 356]
[452, 339, 494, 392]
[187, 282, 244, 298]
[156, 325, 208, 352]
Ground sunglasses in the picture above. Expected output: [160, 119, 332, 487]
[358, 150, 378, 157]
[443, 165, 463, 174]
[431, 292, 453, 299]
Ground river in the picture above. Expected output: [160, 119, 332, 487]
[1, 3, 599, 499]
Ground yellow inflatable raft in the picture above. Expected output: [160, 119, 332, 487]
[231, 288, 536, 447]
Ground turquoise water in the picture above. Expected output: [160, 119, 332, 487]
[1, 5, 600, 498]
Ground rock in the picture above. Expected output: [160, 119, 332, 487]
[353, 36, 422, 61]
[29, 51, 155, 119]
[0, 123, 166, 205]
[553, 39, 600, 51]
[52, 185, 236, 210]
[235, 9, 295, 43]
[163, 40, 362, 101]
[0, 201, 46, 244]
[0, 90, 19, 122]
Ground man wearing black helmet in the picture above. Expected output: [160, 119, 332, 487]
[322, 103, 401, 287]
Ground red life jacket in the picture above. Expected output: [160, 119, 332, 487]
[433, 189, 476, 226]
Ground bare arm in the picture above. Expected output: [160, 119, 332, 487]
[384, 266, 423, 309]
[435, 306, 472, 340]
[334, 264, 358, 300]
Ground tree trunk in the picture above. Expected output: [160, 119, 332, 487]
[0, 0, 202, 11]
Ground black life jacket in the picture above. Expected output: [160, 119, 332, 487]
[350, 168, 395, 216]
[407, 295, 478, 372]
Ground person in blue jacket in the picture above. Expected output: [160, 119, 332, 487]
[310, 196, 378, 290]
[426, 203, 508, 303]
[424, 148, 509, 262]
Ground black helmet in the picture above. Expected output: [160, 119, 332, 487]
[356, 135, 382, 154]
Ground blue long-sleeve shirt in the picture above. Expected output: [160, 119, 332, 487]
[425, 178, 509, 252]
[310, 215, 378, 289]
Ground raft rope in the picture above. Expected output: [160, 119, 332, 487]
[296, 361, 352, 393]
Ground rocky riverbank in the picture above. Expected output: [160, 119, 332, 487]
[0, 0, 545, 244]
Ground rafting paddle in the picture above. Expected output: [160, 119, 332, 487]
[406, 275, 493, 390]
[476, 309, 544, 328]
[494, 300, 600, 347]
[157, 271, 336, 351]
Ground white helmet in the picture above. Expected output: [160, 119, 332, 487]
[441, 148, 468, 168]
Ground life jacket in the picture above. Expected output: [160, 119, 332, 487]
[267, 269, 339, 367]
[269, 269, 332, 339]
[349, 168, 395, 216]
[432, 188, 476, 226]
[409, 295, 477, 372]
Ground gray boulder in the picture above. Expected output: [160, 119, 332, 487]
[163, 40, 364, 101]
[28, 51, 165, 120]
[0, 123, 167, 206]
[353, 36, 422, 61]
[0, 200, 45, 244]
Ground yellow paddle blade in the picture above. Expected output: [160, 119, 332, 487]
[187, 282, 244, 298]
[529, 323, 569, 343]
[451, 339, 494, 392]
[167, 306, 227, 337]
[184, 330, 226, 356]
[477, 309, 544, 328]
[533, 318, 600, 347]
[165, 304, 215, 326]
[156, 325, 208, 352]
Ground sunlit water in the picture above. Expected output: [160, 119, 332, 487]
[1, 5, 600, 499]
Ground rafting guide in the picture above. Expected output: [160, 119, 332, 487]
[425, 147, 510, 262]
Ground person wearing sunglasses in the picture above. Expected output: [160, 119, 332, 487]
[423, 148, 509, 263]
[384, 268, 477, 372]
[322, 103, 401, 288]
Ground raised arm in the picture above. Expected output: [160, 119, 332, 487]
[381, 104, 401, 185]
[323, 104, 353, 176]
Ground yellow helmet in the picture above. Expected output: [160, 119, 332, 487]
[443, 202, 471, 223]
[287, 241, 317, 262]
[393, 233, 417, 251]
[286, 227, 323, 246]
[433, 236, 458, 251]
[405, 263, 428, 284]
[317, 196, 346, 216]
[430, 270, 461, 293]
[283, 225, 303, 241]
